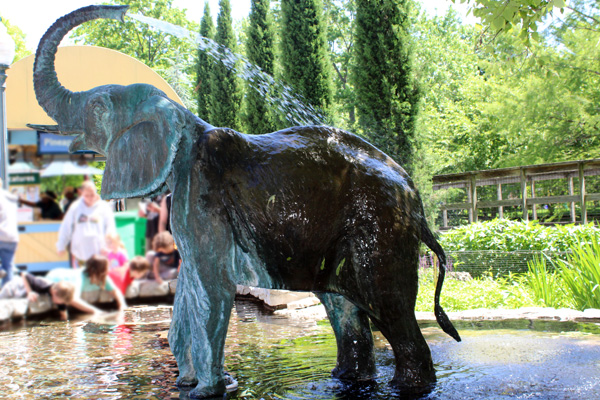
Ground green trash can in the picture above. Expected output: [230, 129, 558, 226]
[115, 210, 147, 257]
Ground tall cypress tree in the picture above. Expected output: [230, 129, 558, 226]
[210, 0, 242, 129]
[280, 0, 333, 119]
[353, 0, 419, 171]
[197, 2, 215, 118]
[245, 0, 276, 134]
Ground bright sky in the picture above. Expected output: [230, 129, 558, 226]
[2, 0, 475, 53]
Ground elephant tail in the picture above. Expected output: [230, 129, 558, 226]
[422, 222, 462, 342]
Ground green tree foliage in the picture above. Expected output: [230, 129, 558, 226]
[470, 1, 600, 167]
[412, 2, 600, 221]
[353, 0, 420, 170]
[456, 0, 568, 45]
[210, 0, 243, 129]
[323, 0, 356, 128]
[412, 8, 507, 172]
[71, 0, 197, 108]
[409, 7, 501, 222]
[197, 3, 215, 118]
[245, 0, 276, 134]
[1, 17, 31, 62]
[280, 0, 333, 117]
[72, 0, 196, 70]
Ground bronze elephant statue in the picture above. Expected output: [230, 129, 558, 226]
[33, 5, 460, 398]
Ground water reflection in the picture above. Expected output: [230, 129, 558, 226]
[0, 301, 599, 399]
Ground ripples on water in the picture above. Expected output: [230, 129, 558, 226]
[0, 302, 599, 399]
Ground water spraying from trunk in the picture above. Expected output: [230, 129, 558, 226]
[127, 13, 326, 127]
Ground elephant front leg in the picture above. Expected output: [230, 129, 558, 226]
[168, 264, 198, 387]
[168, 265, 236, 398]
[316, 293, 376, 381]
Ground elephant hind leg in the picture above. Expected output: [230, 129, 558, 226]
[316, 292, 376, 381]
[370, 311, 436, 394]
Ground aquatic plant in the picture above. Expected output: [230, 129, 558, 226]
[558, 238, 600, 310]
[525, 255, 566, 308]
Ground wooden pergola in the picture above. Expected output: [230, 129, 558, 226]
[433, 159, 600, 229]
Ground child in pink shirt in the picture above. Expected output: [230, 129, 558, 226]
[104, 232, 128, 270]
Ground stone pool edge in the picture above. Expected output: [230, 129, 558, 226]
[2, 282, 600, 325]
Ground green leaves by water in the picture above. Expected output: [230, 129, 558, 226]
[416, 269, 536, 312]
[524, 239, 600, 311]
[557, 239, 600, 310]
[444, 235, 600, 312]
[526, 255, 565, 308]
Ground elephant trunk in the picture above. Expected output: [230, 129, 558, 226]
[33, 5, 128, 132]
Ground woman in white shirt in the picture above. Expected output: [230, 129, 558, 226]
[57, 181, 116, 265]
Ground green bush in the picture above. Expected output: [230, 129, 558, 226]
[525, 255, 569, 308]
[558, 238, 600, 310]
[439, 219, 600, 253]
[416, 269, 536, 312]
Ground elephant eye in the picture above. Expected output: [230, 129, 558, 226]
[87, 98, 112, 122]
[92, 100, 108, 113]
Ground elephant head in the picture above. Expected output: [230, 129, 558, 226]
[33, 5, 193, 199]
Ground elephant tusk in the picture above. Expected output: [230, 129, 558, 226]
[26, 124, 62, 134]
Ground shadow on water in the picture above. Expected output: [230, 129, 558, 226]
[0, 300, 599, 399]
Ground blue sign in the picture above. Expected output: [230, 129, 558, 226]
[38, 132, 74, 154]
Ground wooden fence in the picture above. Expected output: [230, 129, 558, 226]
[432, 159, 600, 229]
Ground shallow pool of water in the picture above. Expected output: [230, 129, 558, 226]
[0, 301, 599, 399]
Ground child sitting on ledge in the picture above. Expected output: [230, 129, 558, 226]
[109, 256, 151, 296]
[146, 231, 181, 285]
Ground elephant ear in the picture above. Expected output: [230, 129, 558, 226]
[101, 96, 185, 199]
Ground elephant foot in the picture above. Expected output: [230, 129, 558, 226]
[176, 375, 198, 388]
[185, 372, 238, 399]
[331, 365, 376, 382]
[389, 369, 436, 398]
[188, 387, 227, 399]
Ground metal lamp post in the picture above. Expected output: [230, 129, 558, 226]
[0, 19, 16, 190]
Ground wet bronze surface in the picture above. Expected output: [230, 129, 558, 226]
[33, 6, 458, 397]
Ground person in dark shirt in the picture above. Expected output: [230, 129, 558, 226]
[147, 231, 181, 285]
[138, 195, 163, 252]
[19, 190, 64, 220]
[62, 186, 78, 213]
[0, 272, 75, 320]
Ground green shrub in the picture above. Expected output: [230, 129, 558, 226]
[525, 255, 569, 308]
[558, 238, 600, 310]
[439, 219, 600, 253]
[416, 269, 536, 312]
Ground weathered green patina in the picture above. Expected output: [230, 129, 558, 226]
[33, 6, 460, 398]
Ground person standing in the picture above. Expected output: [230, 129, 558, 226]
[0, 178, 19, 286]
[61, 186, 77, 213]
[138, 195, 162, 252]
[158, 193, 172, 234]
[19, 190, 63, 220]
[56, 181, 116, 266]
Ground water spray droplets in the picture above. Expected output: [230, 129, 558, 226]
[128, 13, 325, 127]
